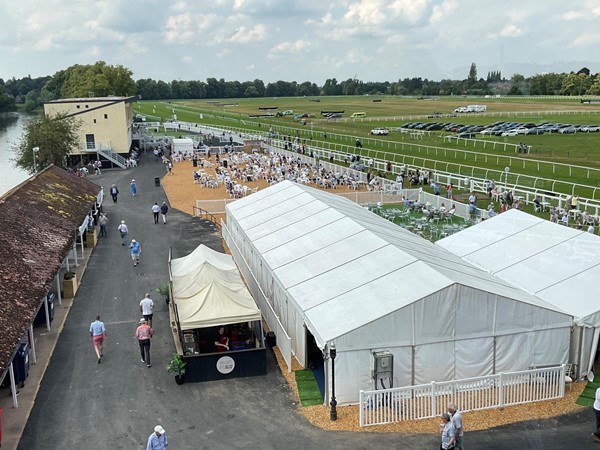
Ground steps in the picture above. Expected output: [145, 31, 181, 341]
[98, 148, 127, 169]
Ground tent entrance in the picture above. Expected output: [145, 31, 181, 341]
[306, 329, 325, 398]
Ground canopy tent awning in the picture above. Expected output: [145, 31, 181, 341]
[171, 245, 261, 331]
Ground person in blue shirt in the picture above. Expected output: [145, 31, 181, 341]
[147, 425, 168, 450]
[131, 179, 137, 197]
[89, 315, 106, 364]
[129, 239, 142, 267]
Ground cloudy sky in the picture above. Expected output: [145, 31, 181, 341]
[1, 0, 599, 84]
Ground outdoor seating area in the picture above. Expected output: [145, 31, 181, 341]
[365, 202, 475, 242]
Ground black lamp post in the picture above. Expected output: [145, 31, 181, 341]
[330, 342, 337, 421]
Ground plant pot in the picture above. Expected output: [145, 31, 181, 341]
[63, 275, 78, 298]
[174, 374, 185, 385]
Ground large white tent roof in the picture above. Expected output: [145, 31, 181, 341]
[171, 245, 262, 330]
[227, 181, 571, 347]
[437, 209, 600, 326]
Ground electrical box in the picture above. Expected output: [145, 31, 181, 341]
[373, 351, 394, 382]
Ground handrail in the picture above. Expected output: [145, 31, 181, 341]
[192, 205, 222, 231]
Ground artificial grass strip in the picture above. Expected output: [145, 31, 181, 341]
[295, 369, 324, 407]
[576, 380, 600, 407]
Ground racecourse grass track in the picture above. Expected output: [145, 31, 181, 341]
[134, 96, 600, 197]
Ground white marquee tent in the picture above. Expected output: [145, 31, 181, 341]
[224, 181, 573, 404]
[170, 245, 262, 330]
[437, 209, 600, 377]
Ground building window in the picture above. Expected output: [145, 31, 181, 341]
[77, 105, 80, 109]
[93, 119, 97, 124]
[85, 105, 89, 108]
[104, 114, 108, 119]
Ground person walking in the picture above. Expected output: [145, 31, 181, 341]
[129, 239, 142, 266]
[109, 184, 119, 203]
[98, 213, 108, 237]
[135, 318, 153, 368]
[146, 425, 168, 449]
[89, 315, 107, 364]
[152, 202, 160, 224]
[167, 161, 173, 175]
[448, 403, 464, 450]
[160, 202, 169, 224]
[140, 293, 154, 328]
[593, 387, 600, 442]
[117, 220, 129, 246]
[131, 179, 137, 197]
[440, 412, 456, 450]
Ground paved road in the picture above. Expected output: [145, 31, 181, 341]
[18, 157, 597, 449]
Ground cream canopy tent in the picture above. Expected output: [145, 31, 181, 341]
[224, 181, 572, 404]
[437, 208, 600, 377]
[171, 245, 262, 330]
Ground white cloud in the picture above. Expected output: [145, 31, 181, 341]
[500, 24, 523, 38]
[268, 40, 311, 59]
[229, 24, 267, 44]
[0, 0, 598, 84]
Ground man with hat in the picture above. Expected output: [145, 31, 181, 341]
[129, 239, 142, 266]
[146, 425, 168, 449]
[135, 317, 153, 367]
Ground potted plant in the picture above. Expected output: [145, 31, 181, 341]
[63, 271, 78, 298]
[156, 282, 170, 305]
[167, 353, 186, 385]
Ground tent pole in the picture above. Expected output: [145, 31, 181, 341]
[411, 346, 415, 385]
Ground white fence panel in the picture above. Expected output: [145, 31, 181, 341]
[359, 365, 565, 426]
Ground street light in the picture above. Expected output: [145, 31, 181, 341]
[329, 342, 337, 421]
[32, 147, 40, 173]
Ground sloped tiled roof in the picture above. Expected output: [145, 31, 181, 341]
[0, 165, 101, 379]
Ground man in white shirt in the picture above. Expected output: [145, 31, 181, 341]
[448, 403, 464, 449]
[151, 203, 160, 224]
[140, 293, 155, 328]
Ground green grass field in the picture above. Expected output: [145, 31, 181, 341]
[133, 96, 600, 198]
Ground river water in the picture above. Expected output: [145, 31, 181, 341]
[0, 113, 31, 195]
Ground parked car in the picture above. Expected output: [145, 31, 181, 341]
[501, 129, 519, 137]
[370, 127, 390, 135]
[525, 128, 545, 135]
[580, 125, 600, 132]
[558, 126, 577, 134]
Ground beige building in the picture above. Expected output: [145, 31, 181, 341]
[44, 96, 136, 157]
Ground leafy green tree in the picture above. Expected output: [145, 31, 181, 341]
[57, 61, 136, 98]
[467, 63, 477, 88]
[0, 85, 16, 112]
[14, 113, 81, 173]
[560, 73, 592, 95]
[587, 75, 600, 95]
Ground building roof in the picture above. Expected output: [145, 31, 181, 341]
[0, 165, 101, 379]
[227, 181, 570, 348]
[44, 96, 136, 104]
[437, 208, 600, 327]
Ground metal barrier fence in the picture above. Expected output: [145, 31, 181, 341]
[359, 365, 565, 426]
[221, 220, 293, 372]
[187, 123, 600, 214]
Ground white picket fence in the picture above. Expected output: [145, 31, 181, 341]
[359, 365, 566, 426]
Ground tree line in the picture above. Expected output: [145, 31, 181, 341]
[2, 61, 600, 113]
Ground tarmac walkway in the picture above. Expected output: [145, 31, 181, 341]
[2, 155, 598, 449]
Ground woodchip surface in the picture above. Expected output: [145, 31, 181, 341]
[161, 154, 587, 433]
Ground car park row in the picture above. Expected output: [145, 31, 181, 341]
[398, 121, 600, 138]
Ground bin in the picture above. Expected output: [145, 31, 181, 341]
[34, 293, 55, 326]
[12, 342, 29, 387]
[265, 331, 276, 348]
[154, 177, 160, 187]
